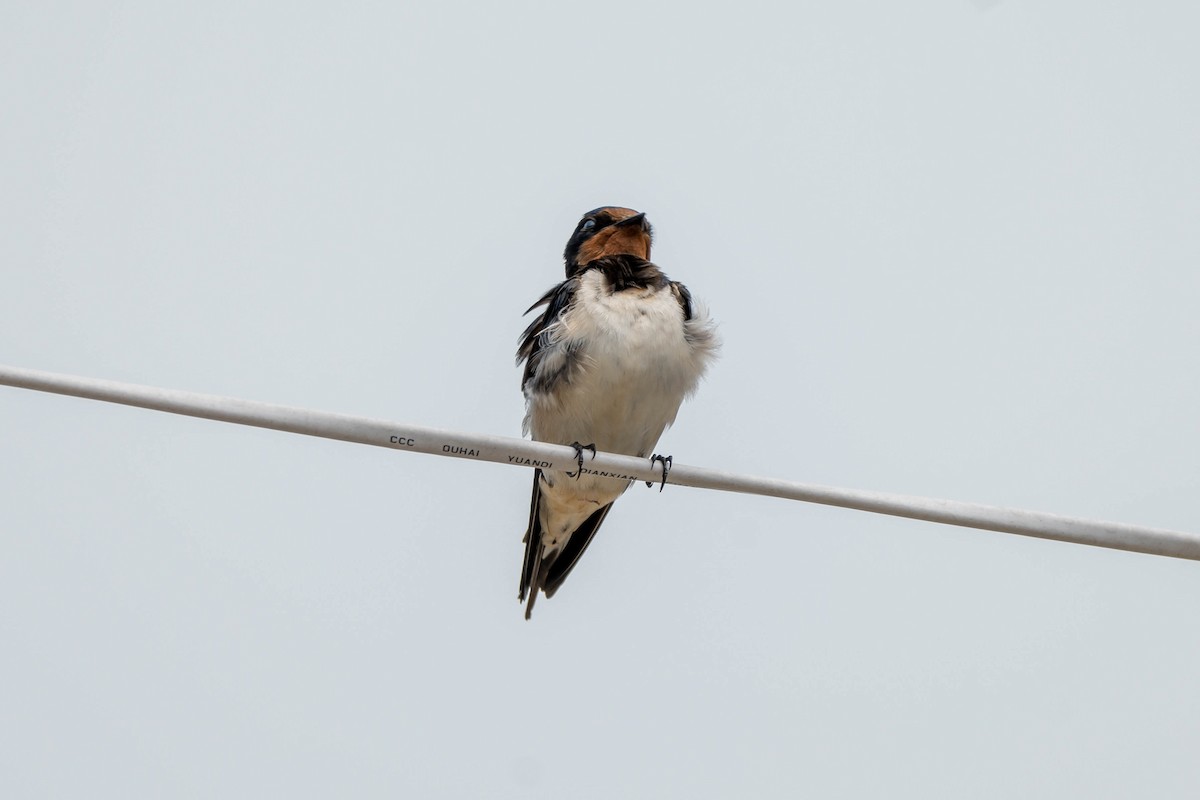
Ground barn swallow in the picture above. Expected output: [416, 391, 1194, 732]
[516, 207, 719, 618]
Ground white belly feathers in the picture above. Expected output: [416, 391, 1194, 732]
[525, 270, 706, 459]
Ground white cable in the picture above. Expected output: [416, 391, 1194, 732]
[2, 363, 1197, 561]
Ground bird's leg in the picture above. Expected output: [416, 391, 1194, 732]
[647, 454, 673, 492]
[566, 442, 597, 479]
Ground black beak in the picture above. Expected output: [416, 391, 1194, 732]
[614, 212, 648, 230]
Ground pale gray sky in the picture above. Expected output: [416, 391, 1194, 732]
[2, 2, 1199, 797]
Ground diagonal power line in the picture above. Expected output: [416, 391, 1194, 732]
[2, 363, 1197, 561]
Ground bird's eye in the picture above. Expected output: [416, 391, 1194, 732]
[580, 219, 596, 232]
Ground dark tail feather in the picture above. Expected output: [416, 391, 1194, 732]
[519, 470, 543, 619]
[543, 503, 613, 599]
[518, 469, 615, 618]
[523, 546, 544, 620]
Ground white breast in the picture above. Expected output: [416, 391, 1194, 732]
[525, 270, 714, 459]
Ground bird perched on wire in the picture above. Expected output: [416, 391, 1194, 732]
[516, 206, 719, 618]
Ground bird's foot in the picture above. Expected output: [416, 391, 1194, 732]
[566, 442, 597, 479]
[646, 454, 673, 492]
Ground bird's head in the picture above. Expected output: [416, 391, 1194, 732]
[563, 206, 654, 276]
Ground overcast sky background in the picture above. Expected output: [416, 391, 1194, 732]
[2, 2, 1199, 797]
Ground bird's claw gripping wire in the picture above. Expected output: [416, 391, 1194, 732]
[566, 442, 596, 479]
[647, 454, 673, 492]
